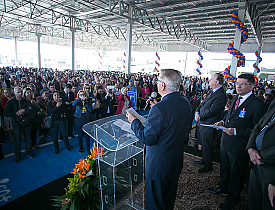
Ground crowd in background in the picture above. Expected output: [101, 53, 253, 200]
[0, 66, 274, 161]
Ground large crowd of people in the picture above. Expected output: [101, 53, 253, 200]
[0, 66, 275, 209]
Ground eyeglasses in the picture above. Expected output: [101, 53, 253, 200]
[235, 82, 251, 86]
[85, 88, 90, 89]
[79, 94, 85, 96]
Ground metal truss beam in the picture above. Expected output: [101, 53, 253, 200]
[1, 0, 168, 51]
[246, 1, 263, 47]
[108, 0, 209, 51]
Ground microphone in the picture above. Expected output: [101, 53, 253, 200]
[144, 92, 158, 110]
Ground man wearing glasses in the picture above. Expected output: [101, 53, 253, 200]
[126, 69, 192, 210]
[208, 74, 267, 210]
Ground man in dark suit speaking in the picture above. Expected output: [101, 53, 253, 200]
[126, 69, 192, 210]
[246, 99, 275, 210]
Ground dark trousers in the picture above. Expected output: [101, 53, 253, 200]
[201, 130, 214, 168]
[75, 120, 92, 153]
[67, 112, 74, 135]
[51, 120, 71, 151]
[31, 123, 38, 146]
[145, 176, 179, 210]
[13, 125, 32, 156]
[219, 147, 249, 201]
[248, 165, 275, 210]
[0, 144, 4, 159]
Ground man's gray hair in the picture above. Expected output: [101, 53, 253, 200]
[159, 69, 182, 92]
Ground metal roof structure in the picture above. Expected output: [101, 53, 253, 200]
[0, 0, 274, 52]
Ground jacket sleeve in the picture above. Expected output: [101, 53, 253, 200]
[72, 98, 81, 106]
[3, 99, 16, 118]
[260, 146, 275, 165]
[199, 95, 227, 121]
[85, 101, 93, 112]
[47, 101, 59, 115]
[131, 105, 164, 146]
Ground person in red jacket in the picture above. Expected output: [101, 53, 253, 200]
[116, 87, 132, 115]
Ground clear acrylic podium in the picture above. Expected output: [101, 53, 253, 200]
[83, 114, 145, 210]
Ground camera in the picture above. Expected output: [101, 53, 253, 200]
[61, 113, 66, 118]
[87, 97, 96, 103]
[58, 98, 62, 102]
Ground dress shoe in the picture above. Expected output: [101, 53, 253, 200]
[198, 166, 212, 173]
[67, 146, 74, 151]
[193, 159, 204, 164]
[55, 149, 59, 154]
[33, 145, 40, 149]
[27, 152, 35, 158]
[207, 186, 229, 196]
[79, 149, 83, 153]
[69, 134, 76, 138]
[14, 155, 21, 163]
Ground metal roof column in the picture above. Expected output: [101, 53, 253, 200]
[230, 1, 246, 77]
[36, 33, 42, 69]
[71, 28, 76, 71]
[254, 47, 262, 75]
[14, 36, 18, 66]
[126, 6, 133, 74]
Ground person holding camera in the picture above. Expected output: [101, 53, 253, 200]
[4, 86, 35, 163]
[23, 87, 40, 149]
[47, 91, 74, 154]
[59, 84, 76, 138]
[101, 88, 116, 118]
[116, 87, 132, 115]
[72, 90, 94, 154]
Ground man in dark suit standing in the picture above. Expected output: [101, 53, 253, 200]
[194, 73, 227, 173]
[59, 84, 76, 138]
[126, 69, 192, 210]
[207, 74, 267, 210]
[246, 99, 275, 210]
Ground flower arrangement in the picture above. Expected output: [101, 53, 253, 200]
[53, 146, 105, 210]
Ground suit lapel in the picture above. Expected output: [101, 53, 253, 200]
[261, 105, 275, 129]
[229, 95, 255, 119]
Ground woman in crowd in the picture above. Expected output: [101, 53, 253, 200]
[140, 83, 149, 110]
[47, 91, 74, 154]
[101, 88, 116, 118]
[23, 87, 40, 148]
[72, 90, 94, 155]
[116, 87, 132, 115]
[36, 89, 50, 143]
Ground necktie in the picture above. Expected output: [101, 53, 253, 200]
[67, 92, 69, 101]
[255, 113, 275, 151]
[234, 96, 242, 110]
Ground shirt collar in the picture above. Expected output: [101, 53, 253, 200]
[161, 91, 174, 100]
[238, 91, 253, 106]
[212, 85, 222, 93]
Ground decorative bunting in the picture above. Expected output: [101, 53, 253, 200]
[223, 11, 249, 83]
[155, 51, 160, 72]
